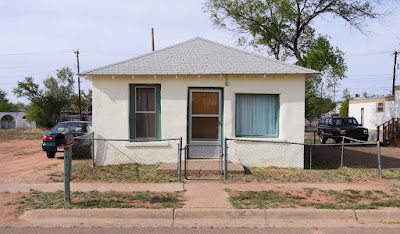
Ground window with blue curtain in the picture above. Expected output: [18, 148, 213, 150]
[235, 94, 279, 137]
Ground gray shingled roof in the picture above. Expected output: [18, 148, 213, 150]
[79, 37, 319, 77]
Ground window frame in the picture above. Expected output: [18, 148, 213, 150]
[377, 102, 384, 113]
[129, 84, 161, 140]
[235, 93, 280, 138]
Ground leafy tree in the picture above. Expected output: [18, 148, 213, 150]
[71, 89, 92, 114]
[339, 89, 352, 116]
[362, 91, 377, 98]
[13, 67, 76, 128]
[0, 89, 8, 102]
[205, 0, 382, 117]
[205, 0, 380, 62]
[300, 36, 346, 117]
[0, 89, 19, 112]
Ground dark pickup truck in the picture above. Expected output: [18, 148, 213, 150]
[317, 116, 369, 143]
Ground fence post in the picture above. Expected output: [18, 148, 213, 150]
[377, 126, 380, 142]
[392, 118, 396, 140]
[64, 146, 72, 203]
[91, 135, 95, 168]
[224, 138, 228, 181]
[309, 147, 312, 181]
[313, 131, 316, 144]
[377, 141, 382, 179]
[177, 137, 182, 182]
[340, 137, 344, 168]
[184, 146, 187, 180]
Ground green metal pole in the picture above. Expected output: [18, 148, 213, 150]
[64, 146, 72, 203]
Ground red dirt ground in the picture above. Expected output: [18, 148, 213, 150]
[0, 139, 87, 183]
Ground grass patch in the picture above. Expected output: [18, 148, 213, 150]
[304, 131, 317, 144]
[228, 167, 400, 183]
[7, 189, 183, 214]
[228, 189, 400, 210]
[66, 162, 177, 183]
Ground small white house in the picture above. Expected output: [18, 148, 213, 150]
[349, 86, 400, 140]
[80, 37, 318, 168]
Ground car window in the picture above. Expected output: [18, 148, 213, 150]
[333, 119, 342, 125]
[51, 123, 87, 133]
[346, 118, 358, 125]
[333, 118, 358, 125]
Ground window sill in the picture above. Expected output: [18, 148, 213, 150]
[233, 137, 287, 143]
[124, 141, 169, 148]
[235, 135, 279, 139]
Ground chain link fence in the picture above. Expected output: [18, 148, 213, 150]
[304, 142, 380, 170]
[72, 132, 94, 160]
[70, 135, 390, 182]
[225, 137, 383, 180]
[71, 137, 183, 181]
[225, 138, 305, 169]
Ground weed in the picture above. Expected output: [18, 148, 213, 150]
[304, 188, 315, 197]
[70, 162, 177, 183]
[1, 191, 9, 194]
[0, 128, 47, 142]
[228, 167, 400, 183]
[227, 189, 400, 210]
[44, 163, 59, 170]
[9, 190, 184, 214]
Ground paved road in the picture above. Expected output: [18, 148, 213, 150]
[1, 227, 400, 234]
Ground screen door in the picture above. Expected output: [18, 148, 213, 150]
[188, 89, 221, 158]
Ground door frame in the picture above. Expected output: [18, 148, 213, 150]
[361, 108, 364, 126]
[187, 88, 223, 146]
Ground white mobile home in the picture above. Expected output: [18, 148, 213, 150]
[349, 87, 400, 140]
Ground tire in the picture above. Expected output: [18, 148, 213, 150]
[46, 151, 56, 158]
[319, 133, 327, 144]
[334, 137, 342, 144]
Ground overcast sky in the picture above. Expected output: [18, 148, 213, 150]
[1, 0, 399, 104]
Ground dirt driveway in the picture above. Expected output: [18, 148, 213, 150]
[0, 139, 86, 183]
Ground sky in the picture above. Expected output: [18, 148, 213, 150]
[0, 0, 399, 104]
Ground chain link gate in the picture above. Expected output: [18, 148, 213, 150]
[184, 144, 225, 180]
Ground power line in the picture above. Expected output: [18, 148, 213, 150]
[345, 50, 393, 57]
[0, 49, 72, 57]
[80, 50, 140, 57]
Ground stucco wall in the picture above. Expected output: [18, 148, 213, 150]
[91, 74, 305, 167]
[349, 101, 393, 130]
[0, 112, 36, 129]
[93, 139, 180, 166]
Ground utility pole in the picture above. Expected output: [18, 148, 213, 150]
[151, 28, 155, 51]
[74, 50, 82, 121]
[333, 85, 336, 103]
[320, 83, 323, 98]
[393, 51, 398, 96]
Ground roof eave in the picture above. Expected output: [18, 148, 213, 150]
[79, 72, 320, 77]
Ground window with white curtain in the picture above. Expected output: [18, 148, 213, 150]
[235, 94, 279, 137]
